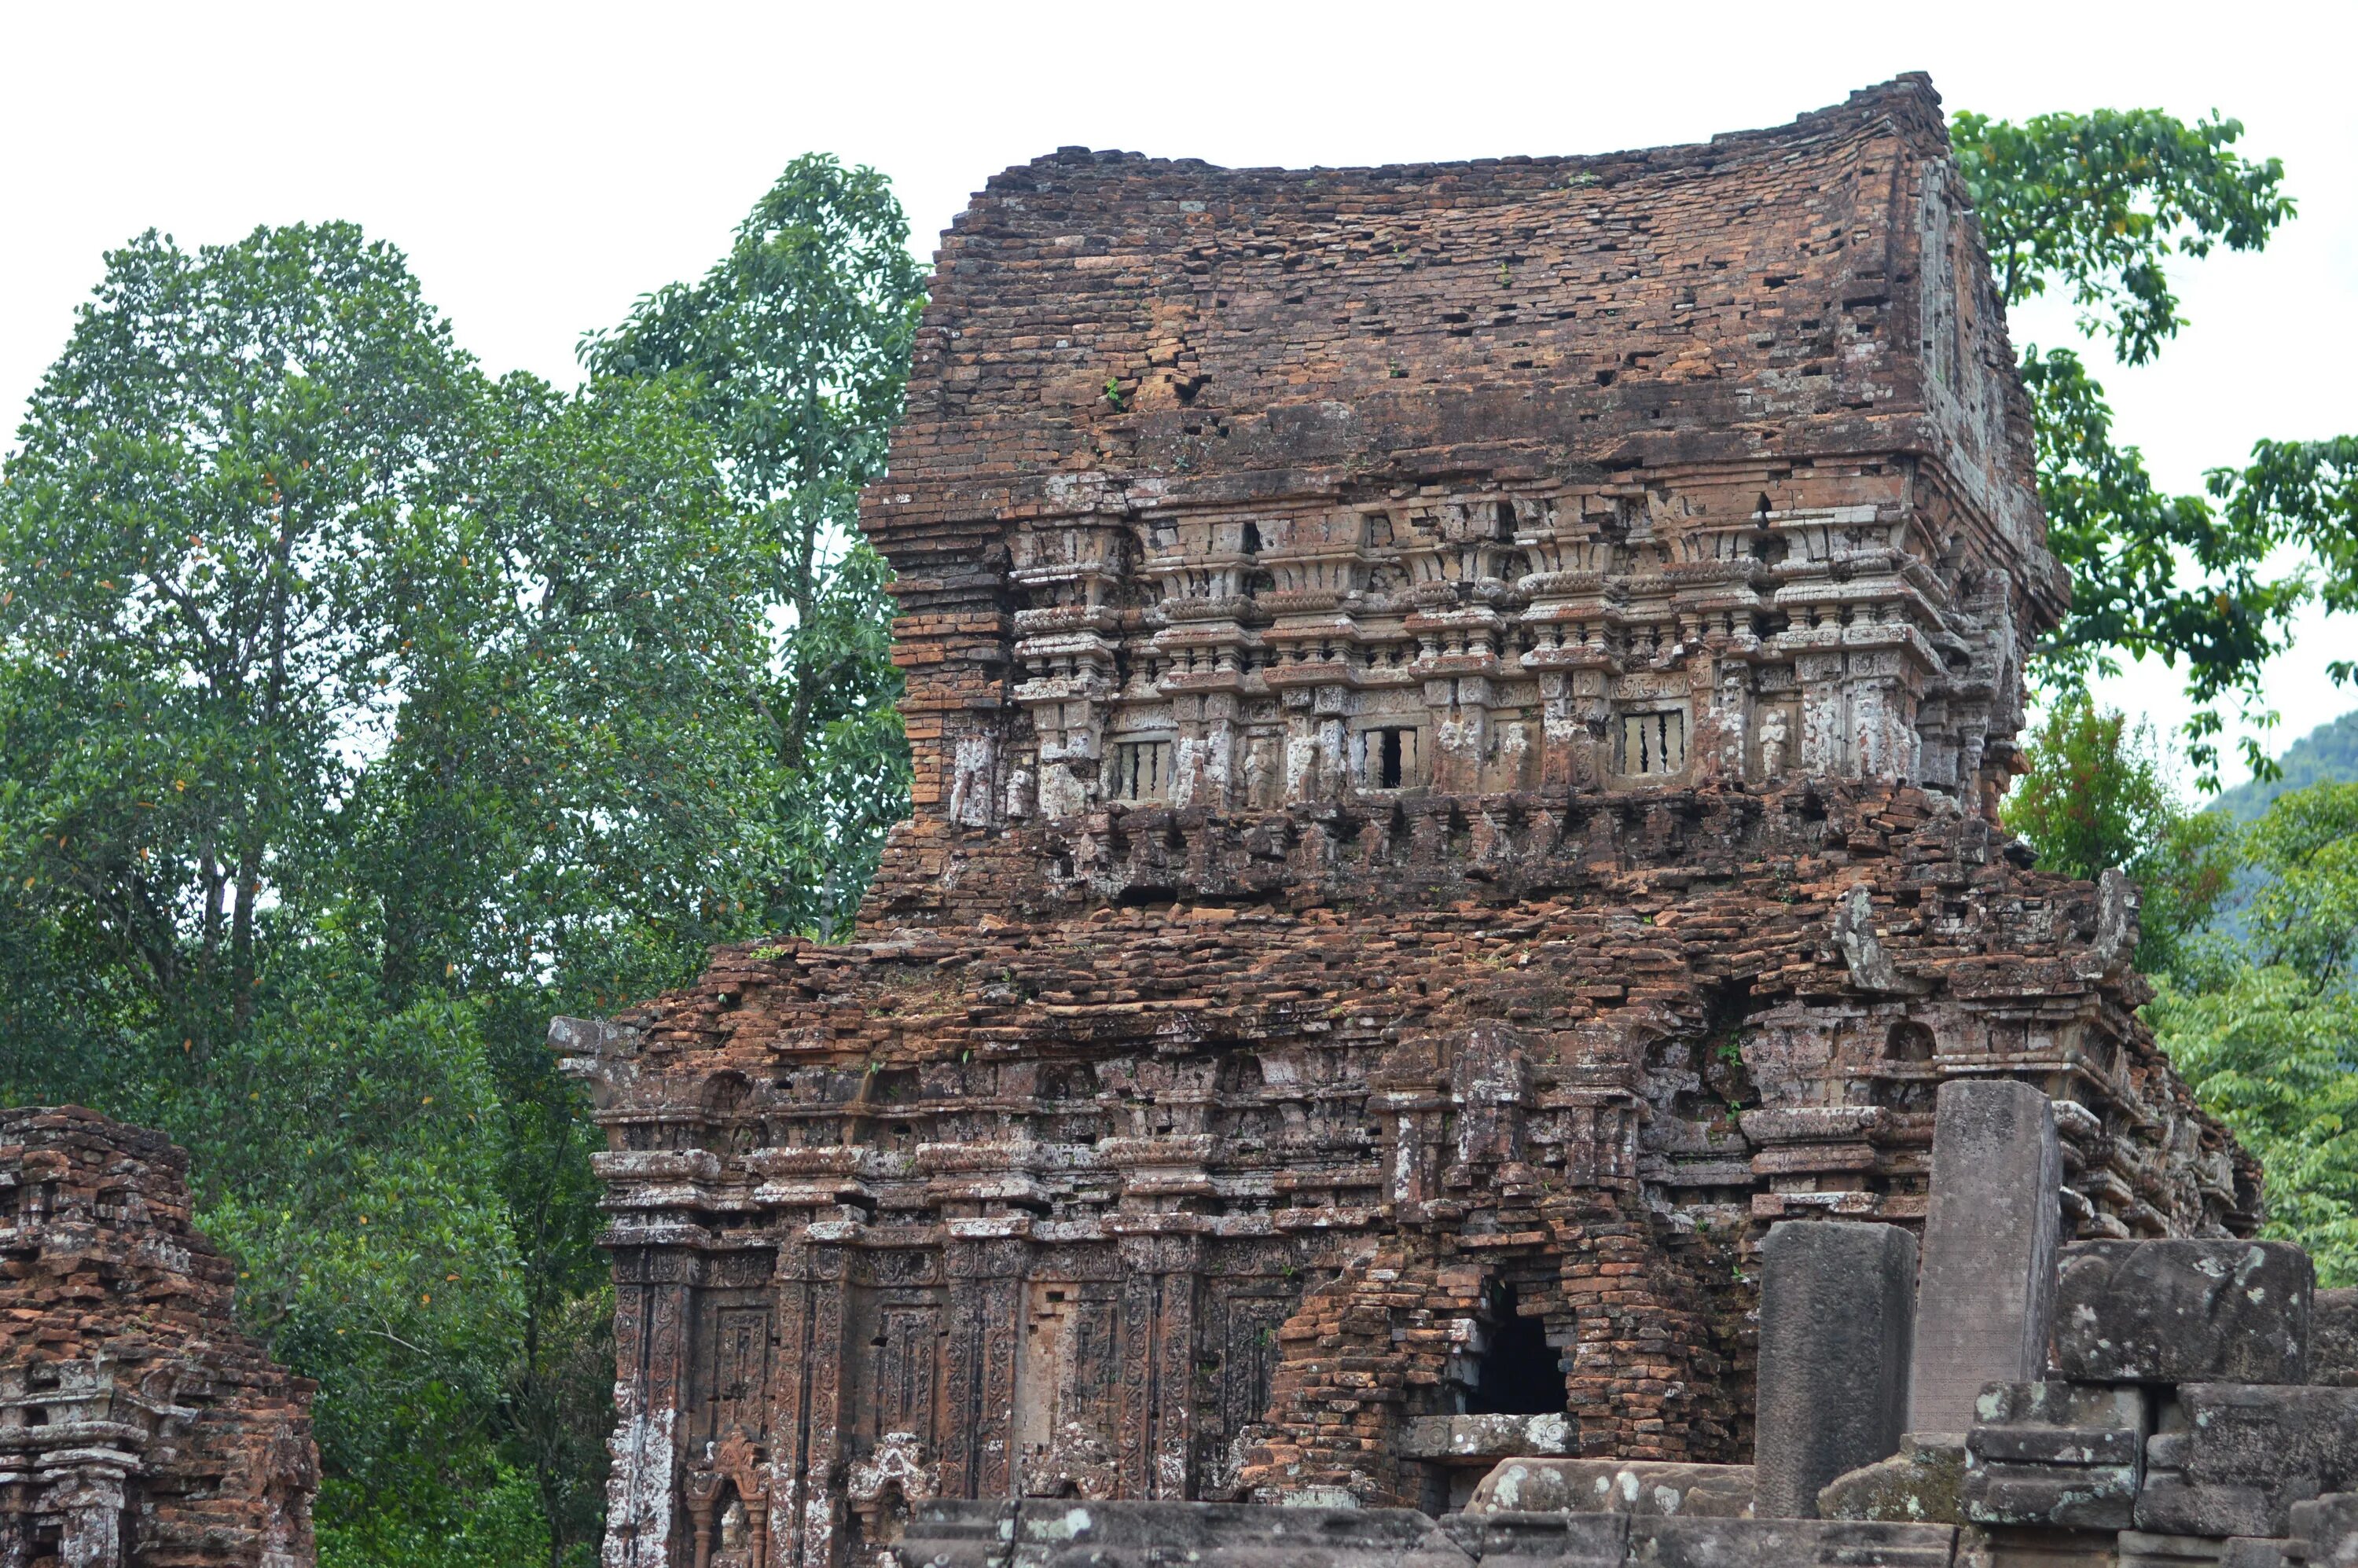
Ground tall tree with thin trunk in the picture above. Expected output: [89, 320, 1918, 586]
[0, 222, 479, 1059]
[582, 153, 924, 935]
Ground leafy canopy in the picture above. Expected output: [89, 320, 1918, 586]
[2149, 773, 2358, 1285]
[0, 221, 794, 1567]
[583, 153, 924, 935]
[2000, 692, 2235, 977]
[1954, 109, 2358, 780]
[0, 223, 479, 1049]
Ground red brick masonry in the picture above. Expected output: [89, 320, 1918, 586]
[561, 75, 2251, 1568]
[0, 1107, 317, 1568]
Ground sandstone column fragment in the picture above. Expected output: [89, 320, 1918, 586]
[1754, 1221, 1918, 1518]
[1906, 1080, 2062, 1435]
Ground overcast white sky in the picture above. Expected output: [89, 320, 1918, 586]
[6, 0, 2353, 789]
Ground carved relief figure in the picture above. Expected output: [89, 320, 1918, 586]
[1758, 705, 1792, 780]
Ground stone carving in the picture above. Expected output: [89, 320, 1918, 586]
[1020, 1420, 1118, 1500]
[847, 1430, 939, 1537]
[683, 1427, 771, 1568]
[560, 75, 2259, 1568]
[947, 733, 995, 828]
[1757, 707, 1791, 780]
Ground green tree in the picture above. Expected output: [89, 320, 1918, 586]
[582, 152, 924, 935]
[343, 372, 785, 1558]
[1954, 108, 2358, 780]
[0, 223, 479, 1057]
[2152, 966, 2358, 1284]
[0, 223, 801, 1566]
[2001, 694, 2237, 976]
[2240, 781, 2358, 990]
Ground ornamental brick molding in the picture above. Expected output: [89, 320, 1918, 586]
[560, 75, 2256, 1568]
[0, 1107, 318, 1568]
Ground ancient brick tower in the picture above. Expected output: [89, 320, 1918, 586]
[561, 76, 2255, 1568]
[0, 1108, 318, 1567]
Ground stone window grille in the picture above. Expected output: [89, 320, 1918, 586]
[1362, 727, 1420, 790]
[1111, 740, 1173, 802]
[1620, 710, 1688, 777]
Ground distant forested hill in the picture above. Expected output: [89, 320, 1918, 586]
[2213, 707, 2358, 821]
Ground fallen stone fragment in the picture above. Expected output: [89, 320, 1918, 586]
[2052, 1240, 2312, 1386]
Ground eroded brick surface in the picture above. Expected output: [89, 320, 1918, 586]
[564, 76, 2253, 1568]
[0, 1107, 317, 1567]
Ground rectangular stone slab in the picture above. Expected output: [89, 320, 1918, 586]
[894, 1499, 1478, 1567]
[1630, 1516, 1959, 1568]
[1440, 1511, 1629, 1566]
[2136, 1383, 2358, 1537]
[1464, 1459, 1754, 1517]
[2051, 1240, 2313, 1385]
[1908, 1081, 2062, 1434]
[1754, 1221, 1918, 1518]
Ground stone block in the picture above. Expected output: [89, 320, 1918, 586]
[1399, 1413, 1576, 1460]
[1629, 1516, 1959, 1568]
[1438, 1511, 1629, 1566]
[894, 1499, 1478, 1567]
[2286, 1490, 2358, 1564]
[1962, 1380, 2146, 1533]
[2051, 1241, 2312, 1386]
[1464, 1459, 1752, 1517]
[2114, 1533, 2279, 1568]
[1754, 1221, 1919, 1518]
[1909, 1081, 2062, 1436]
[1820, 1435, 1966, 1524]
[2313, 1293, 2358, 1388]
[2138, 1384, 2358, 1539]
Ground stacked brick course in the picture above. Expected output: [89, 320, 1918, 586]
[564, 76, 2253, 1568]
[0, 1107, 317, 1567]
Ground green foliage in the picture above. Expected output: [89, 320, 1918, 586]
[0, 150, 928, 1559]
[2240, 782, 2358, 988]
[1953, 108, 2292, 366]
[583, 153, 923, 935]
[2154, 966, 2358, 1285]
[0, 199, 883, 1563]
[0, 222, 479, 1053]
[1954, 108, 2356, 783]
[2148, 764, 2358, 1283]
[2002, 695, 2236, 976]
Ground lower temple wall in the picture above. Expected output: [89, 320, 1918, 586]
[561, 781, 2250, 1568]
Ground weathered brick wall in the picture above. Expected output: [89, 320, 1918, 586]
[563, 76, 2253, 1568]
[861, 74, 2050, 852]
[0, 1107, 318, 1568]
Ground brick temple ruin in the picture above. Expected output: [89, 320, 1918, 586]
[0, 1107, 318, 1567]
[558, 76, 2283, 1568]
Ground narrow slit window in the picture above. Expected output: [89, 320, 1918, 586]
[1621, 711, 1687, 777]
[1363, 727, 1416, 789]
[1111, 740, 1172, 801]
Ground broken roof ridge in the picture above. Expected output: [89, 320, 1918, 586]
[993, 74, 1949, 192]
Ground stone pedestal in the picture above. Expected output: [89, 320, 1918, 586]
[1755, 1221, 1919, 1518]
[1908, 1081, 2062, 1436]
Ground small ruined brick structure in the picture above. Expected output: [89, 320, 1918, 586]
[561, 77, 2257, 1568]
[0, 1107, 318, 1568]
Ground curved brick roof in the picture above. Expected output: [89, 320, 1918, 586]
[865, 74, 2044, 611]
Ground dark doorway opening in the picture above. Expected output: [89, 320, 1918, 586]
[1467, 1285, 1561, 1415]
[1378, 729, 1405, 788]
